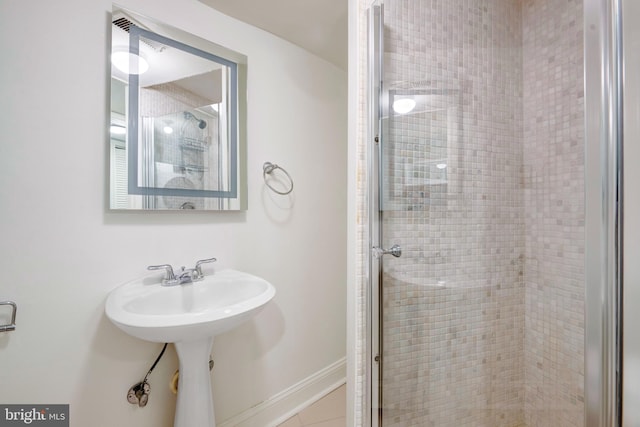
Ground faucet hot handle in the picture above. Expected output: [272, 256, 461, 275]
[147, 264, 177, 284]
[195, 257, 217, 277]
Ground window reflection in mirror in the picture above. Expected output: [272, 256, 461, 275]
[109, 7, 247, 210]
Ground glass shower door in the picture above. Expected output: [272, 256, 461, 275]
[378, 87, 481, 427]
[371, 0, 587, 426]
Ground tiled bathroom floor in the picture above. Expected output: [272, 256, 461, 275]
[276, 384, 346, 427]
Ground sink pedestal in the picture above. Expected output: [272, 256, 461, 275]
[174, 338, 216, 427]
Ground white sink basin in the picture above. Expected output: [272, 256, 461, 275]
[105, 269, 275, 343]
[105, 268, 275, 427]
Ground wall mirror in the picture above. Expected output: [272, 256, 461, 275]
[109, 6, 247, 210]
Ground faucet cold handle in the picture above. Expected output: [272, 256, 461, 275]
[195, 257, 217, 277]
[147, 264, 177, 285]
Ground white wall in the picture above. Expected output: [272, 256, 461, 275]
[0, 0, 347, 426]
[623, 0, 640, 424]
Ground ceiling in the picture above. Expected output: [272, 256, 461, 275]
[197, 0, 348, 70]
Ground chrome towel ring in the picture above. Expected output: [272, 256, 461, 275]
[263, 162, 294, 195]
[0, 301, 17, 332]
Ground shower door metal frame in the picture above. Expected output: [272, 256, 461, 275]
[366, 4, 383, 426]
[584, 0, 624, 425]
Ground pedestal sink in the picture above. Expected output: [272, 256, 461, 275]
[105, 269, 276, 427]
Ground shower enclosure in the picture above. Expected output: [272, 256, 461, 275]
[363, 0, 622, 426]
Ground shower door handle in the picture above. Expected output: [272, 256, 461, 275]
[373, 244, 402, 258]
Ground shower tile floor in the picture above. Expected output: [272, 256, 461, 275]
[277, 384, 346, 427]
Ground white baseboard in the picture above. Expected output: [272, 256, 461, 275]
[218, 357, 347, 427]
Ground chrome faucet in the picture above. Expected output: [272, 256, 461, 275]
[147, 264, 177, 286]
[147, 258, 217, 286]
[195, 257, 217, 279]
[176, 266, 199, 284]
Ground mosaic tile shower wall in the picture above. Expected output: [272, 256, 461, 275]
[355, 0, 585, 425]
[522, 0, 585, 425]
[354, 0, 370, 421]
[353, 0, 391, 422]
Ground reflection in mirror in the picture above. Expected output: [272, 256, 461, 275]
[382, 87, 461, 213]
[109, 7, 247, 210]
